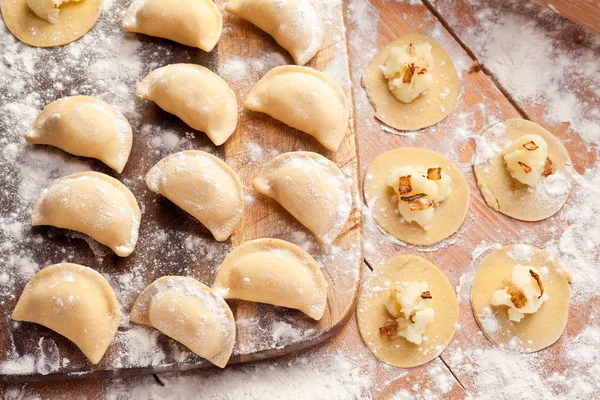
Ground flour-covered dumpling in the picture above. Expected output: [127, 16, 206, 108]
[32, 172, 141, 257]
[253, 152, 352, 244]
[213, 238, 328, 320]
[145, 151, 244, 241]
[226, 0, 324, 65]
[130, 276, 235, 368]
[137, 64, 237, 146]
[12, 263, 120, 364]
[123, 0, 222, 51]
[25, 96, 133, 173]
[245, 65, 350, 152]
[1, 0, 103, 47]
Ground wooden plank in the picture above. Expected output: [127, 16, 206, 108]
[533, 0, 600, 36]
[0, 0, 361, 383]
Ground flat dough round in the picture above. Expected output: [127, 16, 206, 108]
[362, 34, 459, 131]
[357, 255, 458, 368]
[473, 118, 573, 221]
[471, 244, 571, 353]
[364, 147, 470, 245]
[1, 0, 103, 47]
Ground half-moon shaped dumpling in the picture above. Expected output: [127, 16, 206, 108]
[12, 263, 120, 364]
[130, 276, 236, 368]
[122, 0, 222, 52]
[245, 66, 350, 152]
[145, 151, 244, 241]
[32, 171, 141, 257]
[253, 152, 352, 244]
[213, 238, 328, 320]
[24, 96, 133, 173]
[137, 64, 237, 146]
[226, 0, 324, 65]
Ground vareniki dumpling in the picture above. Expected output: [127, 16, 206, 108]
[12, 263, 120, 364]
[253, 152, 352, 244]
[25, 96, 133, 173]
[32, 171, 141, 257]
[130, 276, 236, 368]
[123, 0, 222, 52]
[226, 0, 324, 65]
[245, 66, 350, 151]
[145, 151, 244, 241]
[213, 238, 328, 320]
[137, 64, 237, 146]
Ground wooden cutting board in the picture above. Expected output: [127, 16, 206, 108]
[0, 1, 361, 382]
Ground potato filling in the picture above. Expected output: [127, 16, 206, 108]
[380, 281, 434, 345]
[491, 264, 549, 322]
[27, 0, 81, 24]
[503, 134, 550, 186]
[387, 165, 452, 229]
[380, 42, 434, 103]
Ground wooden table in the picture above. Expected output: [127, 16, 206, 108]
[1, 0, 599, 397]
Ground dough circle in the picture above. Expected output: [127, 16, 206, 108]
[1, 0, 103, 47]
[473, 118, 573, 221]
[471, 244, 571, 353]
[362, 34, 459, 131]
[363, 147, 470, 245]
[357, 255, 459, 368]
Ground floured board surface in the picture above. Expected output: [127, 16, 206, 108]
[0, 0, 361, 382]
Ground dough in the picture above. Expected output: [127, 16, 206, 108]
[25, 96, 133, 173]
[213, 238, 328, 320]
[130, 276, 236, 368]
[1, 0, 103, 47]
[12, 263, 120, 364]
[123, 0, 222, 52]
[32, 171, 141, 257]
[471, 244, 571, 353]
[225, 0, 323, 65]
[137, 64, 238, 146]
[362, 34, 459, 131]
[253, 151, 352, 245]
[245, 65, 350, 152]
[145, 151, 244, 242]
[473, 118, 573, 221]
[357, 255, 458, 368]
[363, 148, 470, 245]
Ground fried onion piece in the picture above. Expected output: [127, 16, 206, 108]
[523, 141, 539, 151]
[529, 269, 545, 299]
[507, 286, 527, 308]
[518, 161, 532, 173]
[400, 193, 427, 202]
[420, 291, 432, 299]
[403, 63, 416, 84]
[543, 158, 553, 177]
[399, 175, 412, 195]
[427, 167, 442, 180]
[379, 319, 400, 337]
[409, 197, 432, 211]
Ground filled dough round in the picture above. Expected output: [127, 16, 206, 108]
[473, 118, 573, 221]
[471, 244, 571, 353]
[357, 255, 458, 368]
[1, 0, 104, 47]
[363, 147, 469, 245]
[362, 34, 459, 131]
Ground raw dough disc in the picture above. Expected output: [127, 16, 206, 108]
[473, 118, 573, 221]
[357, 255, 459, 368]
[363, 147, 470, 245]
[362, 34, 459, 131]
[471, 244, 571, 353]
[1, 0, 103, 47]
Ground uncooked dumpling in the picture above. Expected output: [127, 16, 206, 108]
[226, 0, 324, 65]
[473, 118, 573, 221]
[1, 0, 103, 47]
[32, 171, 141, 257]
[123, 0, 222, 52]
[245, 65, 350, 152]
[145, 151, 244, 241]
[25, 96, 133, 173]
[253, 151, 352, 245]
[12, 263, 120, 364]
[213, 238, 328, 320]
[472, 244, 571, 353]
[137, 64, 237, 146]
[130, 276, 236, 368]
[357, 255, 458, 368]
